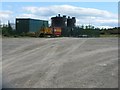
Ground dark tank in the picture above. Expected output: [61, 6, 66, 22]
[51, 14, 66, 27]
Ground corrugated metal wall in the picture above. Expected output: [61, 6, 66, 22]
[16, 19, 29, 33]
[16, 18, 48, 33]
[29, 19, 48, 32]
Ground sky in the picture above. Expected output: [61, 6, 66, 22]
[0, 2, 119, 28]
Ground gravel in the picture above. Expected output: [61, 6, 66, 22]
[2, 37, 118, 88]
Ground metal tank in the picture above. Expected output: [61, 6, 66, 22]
[67, 16, 76, 27]
[51, 14, 66, 28]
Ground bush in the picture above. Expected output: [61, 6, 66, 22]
[26, 32, 36, 37]
[20, 32, 26, 37]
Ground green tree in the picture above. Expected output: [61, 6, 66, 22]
[2, 21, 13, 36]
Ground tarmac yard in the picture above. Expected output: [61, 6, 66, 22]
[2, 38, 118, 88]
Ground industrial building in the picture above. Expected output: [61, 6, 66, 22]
[16, 18, 48, 33]
[51, 14, 76, 28]
[15, 14, 100, 37]
[51, 14, 76, 36]
[51, 14, 67, 28]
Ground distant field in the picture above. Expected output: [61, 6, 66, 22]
[2, 38, 118, 88]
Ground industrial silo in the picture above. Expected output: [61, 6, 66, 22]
[66, 16, 76, 37]
[51, 14, 66, 28]
[67, 16, 76, 27]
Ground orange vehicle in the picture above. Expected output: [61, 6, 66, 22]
[51, 27, 62, 37]
[35, 27, 52, 37]
[36, 26, 62, 37]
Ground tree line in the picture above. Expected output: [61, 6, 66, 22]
[0, 22, 119, 37]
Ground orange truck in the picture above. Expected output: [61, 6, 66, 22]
[36, 27, 62, 37]
[51, 27, 62, 37]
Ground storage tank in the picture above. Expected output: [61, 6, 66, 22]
[67, 16, 76, 27]
[51, 14, 66, 28]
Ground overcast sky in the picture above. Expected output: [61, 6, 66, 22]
[0, 2, 118, 28]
